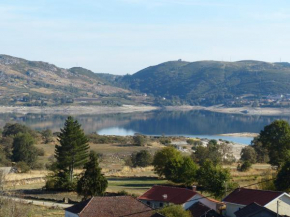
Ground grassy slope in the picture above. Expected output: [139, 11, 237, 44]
[0, 55, 130, 105]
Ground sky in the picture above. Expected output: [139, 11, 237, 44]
[1, 0, 290, 75]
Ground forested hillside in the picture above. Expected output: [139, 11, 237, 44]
[121, 60, 290, 106]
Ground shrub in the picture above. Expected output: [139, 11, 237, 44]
[239, 161, 252, 172]
[32, 162, 44, 170]
[36, 148, 45, 156]
[16, 161, 30, 173]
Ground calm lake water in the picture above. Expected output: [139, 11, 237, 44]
[1, 110, 290, 144]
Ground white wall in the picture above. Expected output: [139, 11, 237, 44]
[183, 194, 219, 211]
[224, 203, 245, 217]
[65, 211, 79, 217]
[265, 194, 290, 216]
[139, 199, 169, 209]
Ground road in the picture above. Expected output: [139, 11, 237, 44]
[0, 195, 73, 208]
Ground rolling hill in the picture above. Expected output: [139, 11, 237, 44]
[121, 60, 290, 106]
[2, 54, 290, 107]
[0, 55, 132, 106]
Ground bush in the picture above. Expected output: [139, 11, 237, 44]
[240, 146, 257, 164]
[159, 137, 171, 145]
[186, 139, 195, 145]
[45, 177, 57, 190]
[133, 135, 146, 146]
[159, 205, 191, 217]
[16, 161, 30, 173]
[32, 162, 44, 170]
[36, 148, 45, 156]
[239, 161, 252, 172]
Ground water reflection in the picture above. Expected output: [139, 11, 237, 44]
[0, 110, 289, 141]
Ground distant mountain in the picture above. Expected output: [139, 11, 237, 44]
[121, 60, 290, 105]
[2, 54, 290, 107]
[0, 55, 131, 106]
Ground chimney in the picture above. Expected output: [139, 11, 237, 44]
[192, 186, 196, 192]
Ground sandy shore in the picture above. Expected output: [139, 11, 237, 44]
[217, 133, 259, 137]
[165, 105, 290, 116]
[0, 105, 158, 115]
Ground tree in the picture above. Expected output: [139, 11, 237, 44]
[191, 141, 224, 165]
[197, 160, 231, 198]
[177, 156, 198, 186]
[133, 135, 146, 146]
[251, 137, 269, 163]
[54, 116, 89, 188]
[258, 120, 290, 167]
[219, 143, 236, 164]
[12, 133, 37, 167]
[153, 146, 183, 180]
[153, 147, 198, 184]
[240, 146, 257, 164]
[2, 123, 36, 137]
[128, 150, 153, 167]
[191, 145, 209, 165]
[77, 151, 108, 200]
[275, 160, 290, 191]
[41, 129, 53, 144]
[159, 205, 191, 217]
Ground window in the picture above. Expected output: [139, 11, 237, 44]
[147, 201, 151, 206]
[159, 203, 163, 207]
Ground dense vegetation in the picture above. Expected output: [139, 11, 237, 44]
[121, 60, 290, 106]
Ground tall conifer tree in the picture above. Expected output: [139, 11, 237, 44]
[55, 116, 89, 183]
[77, 151, 108, 199]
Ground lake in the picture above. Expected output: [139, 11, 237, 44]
[1, 110, 290, 144]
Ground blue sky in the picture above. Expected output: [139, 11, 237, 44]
[1, 0, 290, 74]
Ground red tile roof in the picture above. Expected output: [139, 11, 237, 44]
[187, 202, 223, 217]
[187, 202, 211, 217]
[65, 196, 156, 217]
[223, 188, 284, 206]
[138, 185, 198, 204]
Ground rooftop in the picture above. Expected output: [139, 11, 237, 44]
[234, 202, 286, 217]
[138, 185, 198, 204]
[65, 196, 156, 217]
[187, 202, 223, 217]
[223, 188, 284, 206]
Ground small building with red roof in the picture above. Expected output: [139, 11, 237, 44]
[138, 185, 224, 212]
[222, 188, 290, 217]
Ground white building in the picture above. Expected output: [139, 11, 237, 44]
[222, 188, 290, 217]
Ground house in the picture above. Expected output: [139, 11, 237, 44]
[234, 202, 288, 217]
[222, 188, 290, 217]
[187, 202, 224, 217]
[138, 185, 224, 211]
[64, 196, 163, 217]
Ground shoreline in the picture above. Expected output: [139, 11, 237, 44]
[0, 104, 289, 116]
[0, 105, 159, 115]
[217, 132, 258, 138]
[164, 105, 290, 116]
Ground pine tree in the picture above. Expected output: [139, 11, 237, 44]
[55, 116, 89, 185]
[77, 151, 108, 200]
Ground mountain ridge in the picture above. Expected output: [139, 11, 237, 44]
[2, 54, 290, 107]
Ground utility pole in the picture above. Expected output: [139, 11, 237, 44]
[277, 200, 279, 217]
